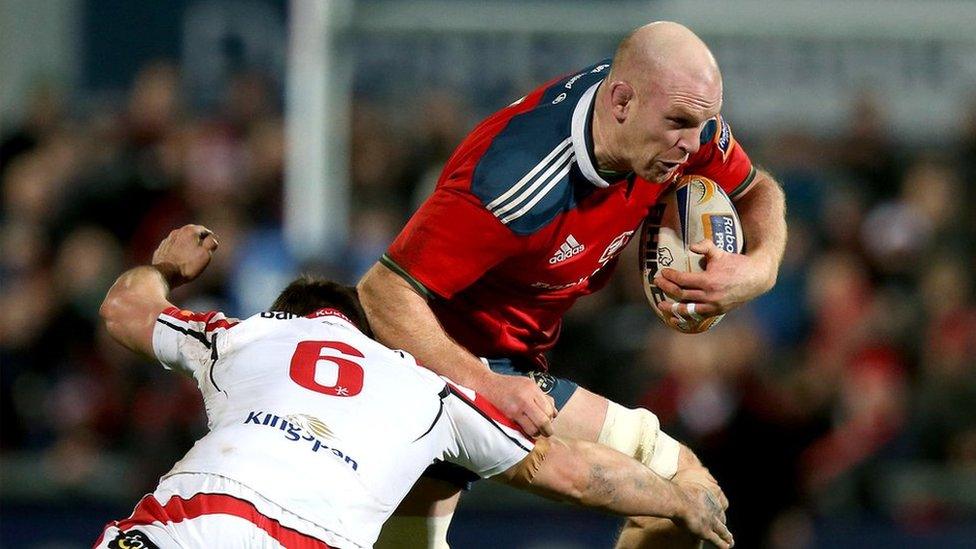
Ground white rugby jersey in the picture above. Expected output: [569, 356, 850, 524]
[151, 306, 533, 549]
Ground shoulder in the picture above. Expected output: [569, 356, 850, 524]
[468, 61, 610, 235]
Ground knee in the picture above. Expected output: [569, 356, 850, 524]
[376, 516, 452, 549]
[598, 403, 681, 478]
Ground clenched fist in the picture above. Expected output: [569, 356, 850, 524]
[151, 224, 219, 287]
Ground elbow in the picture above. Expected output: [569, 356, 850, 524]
[356, 267, 379, 306]
[355, 267, 384, 324]
[99, 294, 118, 327]
[99, 294, 125, 341]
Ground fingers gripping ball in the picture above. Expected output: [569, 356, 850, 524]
[640, 175, 744, 333]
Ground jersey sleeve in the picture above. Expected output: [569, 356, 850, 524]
[685, 114, 758, 200]
[152, 307, 239, 378]
[440, 382, 534, 478]
[383, 186, 525, 299]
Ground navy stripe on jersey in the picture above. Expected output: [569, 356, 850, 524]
[471, 61, 611, 236]
[700, 117, 718, 144]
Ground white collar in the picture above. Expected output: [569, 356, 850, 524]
[571, 81, 612, 189]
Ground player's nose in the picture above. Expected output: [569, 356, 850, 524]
[677, 128, 701, 156]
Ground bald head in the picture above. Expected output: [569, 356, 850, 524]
[591, 22, 724, 182]
[611, 21, 721, 95]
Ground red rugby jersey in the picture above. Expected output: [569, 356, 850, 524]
[384, 60, 755, 363]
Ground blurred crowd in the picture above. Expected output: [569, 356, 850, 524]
[2, 61, 975, 548]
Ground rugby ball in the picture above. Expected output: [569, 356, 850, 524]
[640, 175, 744, 333]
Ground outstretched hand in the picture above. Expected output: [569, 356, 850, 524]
[654, 238, 774, 321]
[672, 476, 734, 549]
[151, 224, 220, 287]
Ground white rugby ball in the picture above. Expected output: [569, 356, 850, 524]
[640, 175, 744, 333]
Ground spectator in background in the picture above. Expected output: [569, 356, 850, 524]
[835, 90, 902, 201]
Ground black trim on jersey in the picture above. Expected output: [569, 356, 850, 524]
[413, 386, 451, 442]
[208, 333, 226, 395]
[729, 166, 758, 200]
[379, 254, 435, 300]
[446, 385, 532, 453]
[157, 318, 211, 348]
[414, 400, 444, 442]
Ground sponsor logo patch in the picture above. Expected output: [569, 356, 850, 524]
[705, 214, 739, 253]
[109, 529, 160, 549]
[599, 230, 635, 264]
[528, 371, 557, 394]
[715, 116, 735, 160]
[244, 411, 358, 470]
[549, 234, 585, 264]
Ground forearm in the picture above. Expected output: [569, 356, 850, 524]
[357, 263, 491, 389]
[100, 265, 175, 357]
[505, 437, 683, 519]
[735, 169, 786, 290]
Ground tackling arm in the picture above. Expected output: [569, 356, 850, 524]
[497, 437, 734, 548]
[99, 225, 218, 358]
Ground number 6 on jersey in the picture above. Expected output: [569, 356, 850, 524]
[289, 341, 365, 397]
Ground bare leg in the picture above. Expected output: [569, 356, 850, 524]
[554, 387, 705, 549]
[375, 477, 461, 549]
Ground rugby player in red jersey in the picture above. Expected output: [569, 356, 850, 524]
[359, 22, 786, 548]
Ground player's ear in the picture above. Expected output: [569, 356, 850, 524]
[608, 81, 634, 123]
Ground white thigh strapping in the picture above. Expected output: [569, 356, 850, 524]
[597, 402, 681, 479]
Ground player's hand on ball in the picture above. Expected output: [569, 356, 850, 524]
[654, 238, 772, 319]
[480, 372, 556, 437]
[152, 224, 219, 287]
[672, 477, 734, 548]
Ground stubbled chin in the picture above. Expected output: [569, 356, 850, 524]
[658, 164, 683, 183]
[644, 168, 673, 184]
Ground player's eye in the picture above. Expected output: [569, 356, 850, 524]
[666, 117, 691, 129]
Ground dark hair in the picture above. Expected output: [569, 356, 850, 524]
[270, 275, 371, 336]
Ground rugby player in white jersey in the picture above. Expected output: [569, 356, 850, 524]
[94, 224, 733, 549]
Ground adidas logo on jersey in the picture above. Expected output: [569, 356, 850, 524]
[549, 235, 585, 264]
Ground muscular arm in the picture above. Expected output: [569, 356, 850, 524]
[99, 266, 175, 358]
[99, 224, 218, 359]
[358, 262, 491, 389]
[497, 437, 733, 548]
[735, 169, 787, 293]
[357, 262, 556, 436]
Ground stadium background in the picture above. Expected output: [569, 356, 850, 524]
[2, 0, 976, 547]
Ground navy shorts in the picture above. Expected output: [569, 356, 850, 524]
[422, 357, 579, 490]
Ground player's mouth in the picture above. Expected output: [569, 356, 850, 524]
[655, 159, 684, 179]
